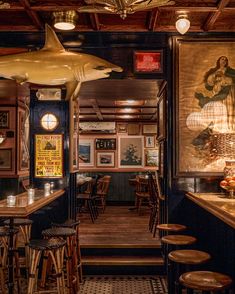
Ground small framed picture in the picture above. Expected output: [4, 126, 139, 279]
[97, 151, 115, 167]
[145, 136, 155, 148]
[127, 124, 140, 135]
[79, 139, 94, 167]
[133, 50, 163, 74]
[0, 111, 9, 128]
[145, 149, 159, 167]
[117, 123, 127, 133]
[0, 148, 12, 170]
[95, 138, 116, 150]
[142, 124, 157, 134]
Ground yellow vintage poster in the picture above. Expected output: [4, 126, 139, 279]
[35, 134, 63, 178]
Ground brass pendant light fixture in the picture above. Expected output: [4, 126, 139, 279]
[53, 10, 78, 30]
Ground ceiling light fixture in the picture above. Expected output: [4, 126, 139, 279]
[53, 11, 77, 31]
[175, 14, 190, 35]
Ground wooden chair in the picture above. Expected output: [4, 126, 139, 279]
[135, 175, 150, 215]
[76, 175, 101, 222]
[95, 175, 111, 212]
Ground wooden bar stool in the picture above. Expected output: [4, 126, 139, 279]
[27, 238, 66, 294]
[4, 218, 33, 276]
[168, 249, 211, 294]
[161, 234, 197, 294]
[51, 219, 83, 283]
[42, 227, 80, 294]
[179, 271, 233, 293]
[0, 226, 20, 293]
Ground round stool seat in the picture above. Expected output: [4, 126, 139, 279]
[157, 224, 186, 232]
[52, 219, 80, 228]
[168, 249, 211, 265]
[161, 234, 197, 246]
[29, 238, 66, 251]
[4, 218, 33, 226]
[179, 271, 233, 291]
[42, 227, 76, 238]
[0, 226, 18, 236]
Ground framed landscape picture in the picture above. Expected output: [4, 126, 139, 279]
[97, 151, 115, 167]
[79, 139, 94, 166]
[145, 149, 159, 167]
[175, 38, 235, 177]
[118, 136, 143, 168]
[133, 50, 163, 73]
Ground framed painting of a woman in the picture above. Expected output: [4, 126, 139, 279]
[175, 38, 235, 177]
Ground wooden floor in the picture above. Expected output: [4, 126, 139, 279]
[79, 205, 161, 248]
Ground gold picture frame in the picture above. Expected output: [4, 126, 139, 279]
[35, 134, 63, 178]
[175, 38, 235, 177]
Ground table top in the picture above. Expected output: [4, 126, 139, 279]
[186, 192, 235, 229]
[0, 189, 65, 217]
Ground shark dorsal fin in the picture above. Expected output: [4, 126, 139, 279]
[42, 24, 65, 52]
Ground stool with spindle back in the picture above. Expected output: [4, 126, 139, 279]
[41, 227, 80, 294]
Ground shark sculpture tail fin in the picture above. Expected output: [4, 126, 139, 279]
[41, 24, 65, 52]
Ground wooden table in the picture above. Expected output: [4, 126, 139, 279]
[0, 189, 65, 294]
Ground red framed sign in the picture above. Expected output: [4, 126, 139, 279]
[133, 50, 163, 73]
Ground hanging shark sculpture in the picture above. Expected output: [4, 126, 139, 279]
[0, 24, 123, 100]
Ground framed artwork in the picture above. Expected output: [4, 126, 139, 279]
[133, 50, 163, 74]
[142, 124, 157, 134]
[0, 111, 9, 128]
[35, 134, 63, 178]
[127, 124, 140, 135]
[157, 96, 165, 140]
[145, 149, 159, 167]
[19, 109, 30, 170]
[96, 151, 115, 167]
[117, 123, 127, 133]
[0, 149, 12, 170]
[79, 139, 94, 166]
[95, 138, 116, 150]
[73, 133, 79, 170]
[118, 136, 143, 168]
[144, 136, 155, 148]
[175, 38, 235, 177]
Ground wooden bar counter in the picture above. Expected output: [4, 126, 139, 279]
[0, 189, 65, 294]
[186, 192, 235, 229]
[0, 189, 65, 217]
[182, 192, 235, 292]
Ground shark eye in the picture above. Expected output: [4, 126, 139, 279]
[94, 66, 107, 70]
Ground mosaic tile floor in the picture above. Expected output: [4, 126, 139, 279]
[80, 276, 168, 294]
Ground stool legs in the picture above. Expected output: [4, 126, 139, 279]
[27, 248, 42, 294]
[19, 223, 32, 275]
[27, 246, 65, 294]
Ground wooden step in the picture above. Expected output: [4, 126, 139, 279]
[81, 243, 161, 249]
[82, 255, 164, 266]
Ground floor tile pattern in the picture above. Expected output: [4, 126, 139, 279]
[80, 276, 167, 294]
